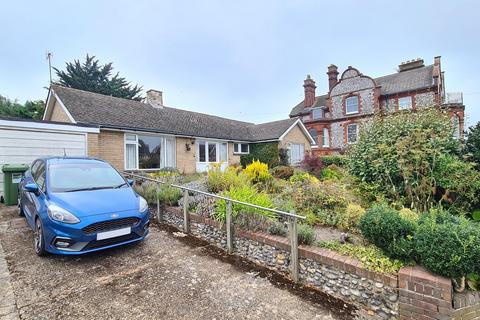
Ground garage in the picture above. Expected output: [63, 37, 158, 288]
[0, 118, 99, 200]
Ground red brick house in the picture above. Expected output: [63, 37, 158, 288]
[289, 56, 465, 155]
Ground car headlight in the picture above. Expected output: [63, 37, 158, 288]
[139, 197, 148, 213]
[47, 204, 80, 224]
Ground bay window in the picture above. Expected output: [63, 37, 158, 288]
[124, 134, 176, 170]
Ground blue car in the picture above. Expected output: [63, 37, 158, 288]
[19, 157, 150, 256]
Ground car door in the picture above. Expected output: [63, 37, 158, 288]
[23, 160, 47, 228]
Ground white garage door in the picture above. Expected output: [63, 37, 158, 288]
[0, 119, 98, 199]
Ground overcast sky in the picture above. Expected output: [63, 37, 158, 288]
[1, 0, 478, 125]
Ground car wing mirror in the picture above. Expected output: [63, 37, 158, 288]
[127, 179, 134, 186]
[24, 183, 39, 194]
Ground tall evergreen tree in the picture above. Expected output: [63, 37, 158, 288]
[0, 95, 44, 120]
[54, 55, 143, 101]
[466, 122, 480, 167]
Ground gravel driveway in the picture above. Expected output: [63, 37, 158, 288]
[0, 205, 350, 320]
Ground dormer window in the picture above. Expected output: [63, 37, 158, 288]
[345, 96, 359, 114]
[312, 108, 323, 120]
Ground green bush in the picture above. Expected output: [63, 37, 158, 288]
[134, 182, 158, 204]
[240, 142, 280, 168]
[267, 221, 287, 237]
[321, 155, 347, 167]
[347, 107, 464, 212]
[318, 241, 404, 274]
[157, 185, 182, 206]
[297, 224, 316, 245]
[359, 204, 416, 261]
[270, 166, 294, 180]
[214, 185, 275, 222]
[338, 203, 366, 232]
[320, 165, 342, 180]
[415, 210, 480, 278]
[289, 171, 319, 184]
[207, 164, 250, 193]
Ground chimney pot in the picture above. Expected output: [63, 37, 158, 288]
[398, 58, 424, 72]
[327, 64, 339, 92]
[303, 75, 316, 108]
[146, 89, 164, 108]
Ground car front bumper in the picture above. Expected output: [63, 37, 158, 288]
[42, 210, 150, 255]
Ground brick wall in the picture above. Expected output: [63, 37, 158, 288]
[49, 100, 72, 123]
[87, 133, 99, 158]
[228, 142, 241, 166]
[97, 130, 124, 170]
[176, 137, 196, 174]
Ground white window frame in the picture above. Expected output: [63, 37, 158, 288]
[345, 96, 359, 115]
[197, 140, 229, 163]
[124, 133, 176, 170]
[311, 108, 323, 120]
[347, 124, 358, 144]
[233, 143, 249, 155]
[288, 143, 305, 165]
[398, 96, 412, 110]
[322, 128, 330, 147]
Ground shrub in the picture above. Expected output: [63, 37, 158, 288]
[398, 208, 420, 223]
[207, 164, 250, 193]
[270, 165, 294, 180]
[234, 211, 274, 233]
[244, 160, 272, 183]
[321, 155, 347, 167]
[134, 182, 158, 204]
[289, 171, 319, 184]
[240, 142, 280, 168]
[267, 221, 287, 237]
[415, 210, 480, 278]
[156, 185, 182, 206]
[318, 241, 404, 274]
[300, 153, 324, 176]
[338, 203, 366, 232]
[359, 204, 416, 261]
[278, 148, 289, 166]
[320, 165, 342, 180]
[214, 184, 275, 222]
[297, 224, 316, 245]
[149, 170, 180, 183]
[347, 107, 463, 212]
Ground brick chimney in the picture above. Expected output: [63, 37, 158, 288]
[398, 58, 424, 72]
[327, 64, 339, 91]
[303, 75, 316, 108]
[146, 89, 163, 108]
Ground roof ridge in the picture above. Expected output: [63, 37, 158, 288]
[373, 64, 434, 81]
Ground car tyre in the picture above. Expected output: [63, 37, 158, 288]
[34, 218, 47, 256]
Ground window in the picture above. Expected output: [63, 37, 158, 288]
[347, 124, 358, 144]
[288, 143, 305, 165]
[312, 108, 323, 120]
[322, 128, 330, 147]
[197, 141, 228, 163]
[124, 134, 175, 170]
[302, 115, 310, 122]
[33, 161, 46, 191]
[452, 114, 460, 139]
[308, 128, 318, 144]
[398, 96, 412, 110]
[233, 143, 249, 154]
[345, 96, 359, 114]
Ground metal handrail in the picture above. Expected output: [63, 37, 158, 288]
[122, 171, 305, 220]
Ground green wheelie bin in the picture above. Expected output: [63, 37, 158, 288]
[2, 164, 29, 206]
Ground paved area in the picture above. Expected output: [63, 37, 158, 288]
[0, 205, 346, 320]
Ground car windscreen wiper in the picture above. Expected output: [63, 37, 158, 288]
[64, 186, 114, 192]
[113, 182, 127, 189]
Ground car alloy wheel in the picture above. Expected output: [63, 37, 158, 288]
[34, 218, 46, 256]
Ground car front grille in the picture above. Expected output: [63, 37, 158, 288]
[82, 217, 141, 234]
[82, 233, 140, 250]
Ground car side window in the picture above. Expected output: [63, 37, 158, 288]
[33, 161, 46, 192]
[30, 160, 40, 179]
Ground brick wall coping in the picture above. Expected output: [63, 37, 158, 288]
[165, 206, 397, 287]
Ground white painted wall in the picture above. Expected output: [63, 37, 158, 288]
[0, 120, 99, 199]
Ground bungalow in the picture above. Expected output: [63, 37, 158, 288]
[43, 85, 315, 173]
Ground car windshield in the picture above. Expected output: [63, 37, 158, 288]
[48, 162, 127, 192]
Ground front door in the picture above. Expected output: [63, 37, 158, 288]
[196, 140, 228, 172]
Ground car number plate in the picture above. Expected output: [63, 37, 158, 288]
[96, 227, 131, 240]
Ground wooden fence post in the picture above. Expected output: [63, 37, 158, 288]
[226, 200, 233, 253]
[288, 214, 299, 283]
[183, 189, 190, 233]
